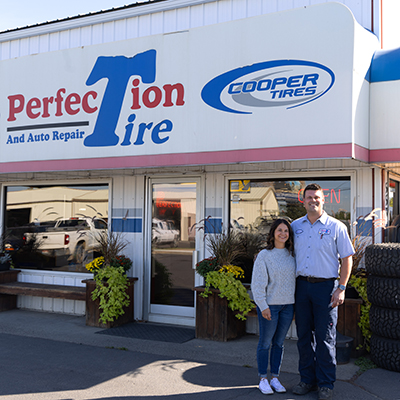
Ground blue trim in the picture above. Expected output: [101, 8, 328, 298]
[356, 219, 372, 237]
[111, 218, 142, 233]
[205, 218, 222, 234]
[369, 47, 400, 83]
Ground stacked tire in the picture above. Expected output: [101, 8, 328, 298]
[365, 243, 400, 372]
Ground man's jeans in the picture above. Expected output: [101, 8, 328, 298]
[295, 278, 338, 389]
[256, 304, 294, 378]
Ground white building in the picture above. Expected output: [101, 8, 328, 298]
[1, 0, 400, 328]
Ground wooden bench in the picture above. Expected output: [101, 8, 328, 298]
[0, 281, 86, 300]
[0, 270, 86, 311]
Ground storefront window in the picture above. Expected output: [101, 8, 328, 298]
[5, 184, 109, 272]
[229, 178, 351, 281]
[385, 179, 400, 242]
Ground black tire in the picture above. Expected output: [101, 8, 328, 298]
[370, 334, 400, 372]
[365, 243, 400, 278]
[369, 305, 400, 340]
[74, 242, 86, 264]
[367, 275, 400, 309]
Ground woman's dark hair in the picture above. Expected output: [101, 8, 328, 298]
[266, 218, 294, 256]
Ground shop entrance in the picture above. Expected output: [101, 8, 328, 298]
[148, 179, 201, 326]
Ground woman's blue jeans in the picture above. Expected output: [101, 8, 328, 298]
[256, 304, 294, 378]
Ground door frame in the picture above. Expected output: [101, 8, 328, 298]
[143, 176, 204, 326]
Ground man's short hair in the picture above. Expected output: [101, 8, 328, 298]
[303, 183, 323, 197]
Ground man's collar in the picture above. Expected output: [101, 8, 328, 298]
[302, 211, 327, 224]
[319, 211, 328, 224]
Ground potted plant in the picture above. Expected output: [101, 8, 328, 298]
[83, 230, 137, 328]
[194, 225, 258, 341]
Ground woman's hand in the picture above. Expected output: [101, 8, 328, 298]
[262, 308, 271, 320]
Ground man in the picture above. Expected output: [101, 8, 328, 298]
[291, 183, 354, 400]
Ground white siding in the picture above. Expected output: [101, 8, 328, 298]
[17, 269, 91, 315]
[112, 175, 145, 321]
[0, 0, 374, 60]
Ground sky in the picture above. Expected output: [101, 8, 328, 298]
[1, 0, 400, 49]
[0, 0, 150, 32]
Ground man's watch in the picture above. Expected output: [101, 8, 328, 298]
[338, 284, 346, 291]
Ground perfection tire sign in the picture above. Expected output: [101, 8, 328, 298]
[0, 3, 376, 171]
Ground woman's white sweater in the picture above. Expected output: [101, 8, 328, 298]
[251, 247, 296, 312]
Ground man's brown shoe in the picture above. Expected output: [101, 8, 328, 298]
[292, 381, 318, 395]
[318, 387, 333, 400]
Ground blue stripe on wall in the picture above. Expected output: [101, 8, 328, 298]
[112, 218, 142, 233]
[356, 219, 372, 237]
[205, 218, 222, 234]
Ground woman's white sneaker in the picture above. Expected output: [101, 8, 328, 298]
[259, 378, 273, 395]
[270, 377, 286, 393]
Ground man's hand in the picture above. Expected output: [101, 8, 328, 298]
[330, 288, 345, 308]
[330, 255, 352, 308]
[262, 308, 271, 320]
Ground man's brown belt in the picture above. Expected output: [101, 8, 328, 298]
[297, 276, 336, 283]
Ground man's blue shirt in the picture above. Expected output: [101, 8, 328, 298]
[291, 212, 355, 279]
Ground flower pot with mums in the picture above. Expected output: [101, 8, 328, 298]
[83, 230, 137, 328]
[194, 225, 256, 341]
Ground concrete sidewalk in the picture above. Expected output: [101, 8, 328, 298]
[0, 309, 399, 399]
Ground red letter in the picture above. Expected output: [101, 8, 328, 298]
[298, 189, 304, 203]
[142, 86, 162, 108]
[65, 93, 81, 115]
[130, 79, 141, 110]
[163, 83, 185, 107]
[55, 88, 66, 116]
[331, 189, 340, 204]
[42, 97, 54, 118]
[82, 91, 98, 113]
[7, 94, 25, 121]
[26, 98, 41, 119]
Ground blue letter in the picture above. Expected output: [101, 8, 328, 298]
[152, 120, 172, 144]
[84, 50, 157, 147]
[228, 83, 243, 94]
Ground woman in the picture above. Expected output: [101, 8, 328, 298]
[251, 218, 296, 395]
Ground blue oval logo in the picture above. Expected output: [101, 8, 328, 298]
[201, 60, 335, 114]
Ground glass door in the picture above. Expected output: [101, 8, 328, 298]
[148, 180, 201, 326]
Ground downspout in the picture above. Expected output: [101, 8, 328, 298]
[382, 168, 386, 242]
[371, 0, 384, 49]
[372, 168, 375, 243]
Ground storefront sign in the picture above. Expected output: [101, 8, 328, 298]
[0, 2, 377, 172]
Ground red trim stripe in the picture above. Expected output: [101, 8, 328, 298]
[0, 143, 370, 173]
[370, 148, 400, 163]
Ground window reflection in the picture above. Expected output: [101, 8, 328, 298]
[5, 185, 109, 272]
[385, 179, 400, 242]
[151, 183, 196, 307]
[229, 178, 351, 281]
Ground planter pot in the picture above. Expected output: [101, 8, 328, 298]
[194, 286, 246, 341]
[0, 262, 10, 271]
[83, 277, 138, 329]
[0, 269, 21, 311]
[337, 297, 365, 357]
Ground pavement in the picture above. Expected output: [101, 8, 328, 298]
[0, 310, 399, 399]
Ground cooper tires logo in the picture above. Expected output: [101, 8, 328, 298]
[201, 60, 335, 114]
